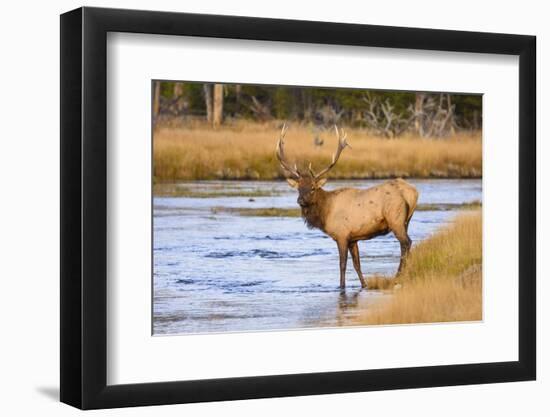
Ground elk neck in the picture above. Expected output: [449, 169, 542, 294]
[301, 188, 329, 231]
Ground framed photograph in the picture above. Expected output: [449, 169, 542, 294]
[60, 6, 536, 409]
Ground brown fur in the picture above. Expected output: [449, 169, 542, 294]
[289, 175, 418, 289]
[301, 188, 328, 230]
[278, 126, 418, 289]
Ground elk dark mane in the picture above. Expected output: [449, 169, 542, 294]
[301, 191, 328, 230]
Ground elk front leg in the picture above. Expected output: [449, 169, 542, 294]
[336, 240, 349, 289]
[349, 241, 367, 288]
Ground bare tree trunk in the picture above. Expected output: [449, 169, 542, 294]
[414, 92, 425, 137]
[153, 81, 161, 124]
[213, 84, 224, 128]
[203, 84, 213, 123]
[302, 89, 312, 121]
[235, 84, 242, 116]
[446, 94, 456, 136]
[473, 109, 480, 130]
[173, 82, 184, 98]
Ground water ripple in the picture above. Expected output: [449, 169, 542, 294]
[204, 248, 330, 259]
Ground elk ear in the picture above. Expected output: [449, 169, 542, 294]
[315, 178, 327, 189]
[286, 178, 299, 188]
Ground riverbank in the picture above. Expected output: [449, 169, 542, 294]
[153, 122, 482, 181]
[351, 209, 482, 325]
[209, 202, 481, 217]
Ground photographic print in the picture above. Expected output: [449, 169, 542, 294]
[152, 81, 482, 335]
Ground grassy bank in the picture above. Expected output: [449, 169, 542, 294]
[209, 201, 481, 218]
[354, 210, 482, 325]
[211, 207, 302, 217]
[153, 121, 482, 181]
[153, 183, 280, 198]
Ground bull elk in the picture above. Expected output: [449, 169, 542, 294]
[276, 124, 418, 289]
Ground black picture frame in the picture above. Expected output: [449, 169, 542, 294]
[60, 6, 536, 410]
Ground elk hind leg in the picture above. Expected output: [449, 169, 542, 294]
[388, 203, 413, 276]
[393, 225, 412, 276]
[349, 241, 367, 288]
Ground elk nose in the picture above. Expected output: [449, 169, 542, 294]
[297, 197, 305, 206]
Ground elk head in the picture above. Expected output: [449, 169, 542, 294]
[276, 124, 351, 208]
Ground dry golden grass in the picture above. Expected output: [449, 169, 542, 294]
[210, 207, 302, 217]
[366, 275, 396, 290]
[153, 121, 482, 181]
[355, 210, 482, 325]
[362, 277, 482, 324]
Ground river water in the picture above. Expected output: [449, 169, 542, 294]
[153, 179, 481, 335]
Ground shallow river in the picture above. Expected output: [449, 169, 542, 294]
[153, 179, 481, 335]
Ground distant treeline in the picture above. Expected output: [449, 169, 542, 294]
[153, 81, 482, 138]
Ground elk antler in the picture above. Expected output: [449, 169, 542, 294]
[275, 123, 300, 179]
[309, 125, 351, 179]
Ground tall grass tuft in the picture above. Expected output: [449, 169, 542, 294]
[355, 210, 482, 325]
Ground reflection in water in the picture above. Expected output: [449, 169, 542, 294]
[329, 289, 389, 327]
[153, 179, 482, 335]
[338, 290, 361, 310]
